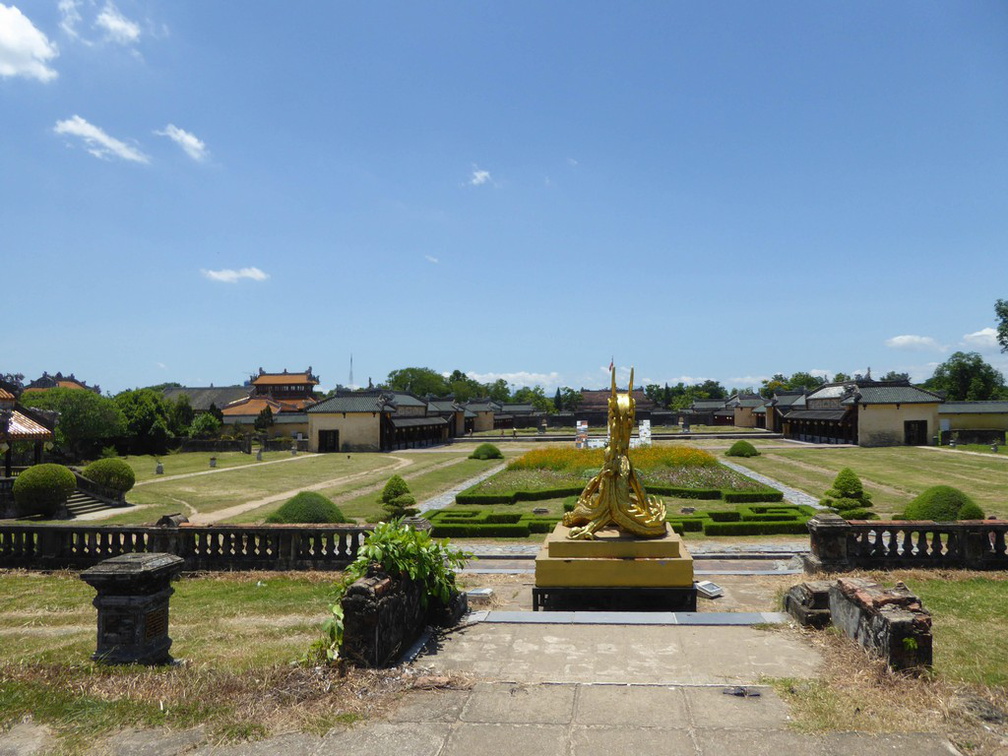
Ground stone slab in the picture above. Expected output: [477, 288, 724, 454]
[545, 524, 683, 559]
[461, 682, 576, 724]
[440, 724, 568, 756]
[573, 684, 691, 726]
[480, 611, 788, 626]
[417, 624, 821, 684]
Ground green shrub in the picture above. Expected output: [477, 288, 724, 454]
[82, 457, 136, 494]
[821, 467, 873, 515]
[903, 486, 982, 521]
[722, 489, 783, 503]
[957, 501, 986, 520]
[840, 508, 878, 520]
[378, 475, 419, 519]
[265, 491, 348, 523]
[726, 440, 759, 458]
[313, 521, 470, 662]
[469, 443, 504, 460]
[12, 464, 76, 518]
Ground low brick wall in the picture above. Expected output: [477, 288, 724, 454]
[828, 577, 932, 671]
[340, 571, 467, 667]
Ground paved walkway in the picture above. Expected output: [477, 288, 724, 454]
[417, 463, 507, 514]
[719, 460, 823, 509]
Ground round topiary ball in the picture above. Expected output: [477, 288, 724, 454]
[82, 458, 136, 494]
[469, 443, 503, 460]
[726, 440, 759, 458]
[265, 491, 348, 524]
[903, 485, 980, 522]
[12, 464, 77, 518]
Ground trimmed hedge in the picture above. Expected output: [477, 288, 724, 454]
[903, 485, 983, 521]
[265, 491, 348, 524]
[456, 486, 584, 506]
[469, 443, 504, 460]
[12, 464, 77, 518]
[456, 484, 781, 506]
[704, 520, 811, 536]
[82, 458, 136, 494]
[427, 502, 815, 538]
[726, 440, 760, 458]
[723, 489, 783, 503]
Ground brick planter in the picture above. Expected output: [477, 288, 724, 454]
[340, 567, 467, 667]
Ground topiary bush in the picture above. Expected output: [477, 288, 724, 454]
[266, 491, 348, 524]
[820, 467, 875, 518]
[726, 440, 759, 458]
[956, 501, 986, 520]
[82, 457, 136, 494]
[12, 464, 77, 518]
[378, 475, 418, 519]
[903, 486, 982, 522]
[469, 443, 504, 460]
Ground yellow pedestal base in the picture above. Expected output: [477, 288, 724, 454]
[534, 524, 694, 589]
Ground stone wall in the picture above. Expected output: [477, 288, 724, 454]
[340, 570, 467, 667]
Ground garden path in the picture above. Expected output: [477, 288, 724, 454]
[186, 454, 415, 524]
[718, 460, 822, 509]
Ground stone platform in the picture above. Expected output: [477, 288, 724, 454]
[533, 524, 696, 611]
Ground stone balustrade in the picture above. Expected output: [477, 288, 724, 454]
[0, 522, 371, 571]
[805, 513, 1008, 571]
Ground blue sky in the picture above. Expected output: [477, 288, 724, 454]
[3, 1, 1007, 395]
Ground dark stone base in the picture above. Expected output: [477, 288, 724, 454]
[532, 585, 698, 612]
[783, 581, 833, 628]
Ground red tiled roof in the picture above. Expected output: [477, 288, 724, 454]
[0, 388, 14, 401]
[251, 373, 318, 387]
[221, 396, 315, 416]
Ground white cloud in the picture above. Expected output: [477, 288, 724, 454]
[963, 327, 998, 350]
[424, 255, 439, 264]
[0, 4, 59, 81]
[155, 124, 208, 162]
[467, 370, 562, 388]
[58, 0, 84, 40]
[885, 334, 946, 352]
[53, 115, 149, 163]
[95, 1, 139, 44]
[469, 167, 492, 186]
[201, 267, 269, 284]
[567, 157, 579, 167]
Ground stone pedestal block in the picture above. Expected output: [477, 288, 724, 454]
[80, 552, 184, 665]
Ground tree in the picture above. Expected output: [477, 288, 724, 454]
[833, 372, 852, 383]
[170, 394, 194, 436]
[254, 405, 274, 432]
[114, 389, 175, 454]
[996, 298, 1008, 353]
[879, 370, 910, 382]
[512, 385, 554, 413]
[553, 387, 563, 412]
[20, 388, 125, 459]
[207, 402, 224, 423]
[384, 367, 449, 397]
[0, 373, 25, 392]
[923, 351, 1007, 401]
[446, 370, 482, 402]
[789, 372, 826, 391]
[484, 379, 511, 403]
[189, 412, 222, 439]
[560, 387, 583, 413]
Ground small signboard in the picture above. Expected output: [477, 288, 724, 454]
[575, 420, 589, 449]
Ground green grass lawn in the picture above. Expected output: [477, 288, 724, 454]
[0, 570, 360, 752]
[734, 446, 1008, 518]
[89, 449, 517, 526]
